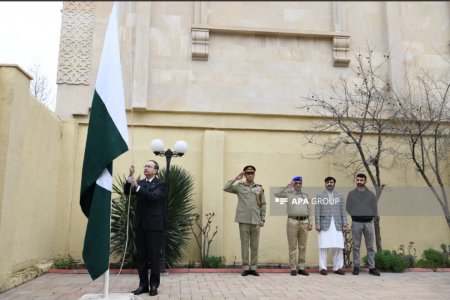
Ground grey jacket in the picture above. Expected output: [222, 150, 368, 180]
[315, 190, 347, 231]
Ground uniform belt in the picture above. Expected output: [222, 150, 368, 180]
[289, 216, 308, 221]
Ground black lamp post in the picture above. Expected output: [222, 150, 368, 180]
[150, 139, 188, 273]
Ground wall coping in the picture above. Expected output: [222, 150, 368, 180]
[0, 64, 33, 80]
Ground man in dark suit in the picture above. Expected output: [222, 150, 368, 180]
[124, 160, 167, 296]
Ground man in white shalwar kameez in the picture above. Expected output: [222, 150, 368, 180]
[315, 176, 348, 275]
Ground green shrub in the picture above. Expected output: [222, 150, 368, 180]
[374, 250, 392, 270]
[414, 258, 437, 269]
[390, 255, 408, 272]
[202, 256, 226, 268]
[420, 248, 450, 268]
[53, 256, 77, 269]
[364, 250, 408, 273]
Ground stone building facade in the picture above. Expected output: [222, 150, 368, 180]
[54, 2, 449, 266]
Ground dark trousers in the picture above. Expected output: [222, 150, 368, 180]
[135, 226, 163, 288]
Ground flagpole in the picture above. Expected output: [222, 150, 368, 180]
[78, 3, 133, 299]
[102, 270, 109, 298]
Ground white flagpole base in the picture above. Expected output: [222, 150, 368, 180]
[79, 270, 135, 299]
[78, 293, 134, 299]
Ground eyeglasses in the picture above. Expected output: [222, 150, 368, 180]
[245, 172, 255, 175]
[294, 181, 302, 184]
[144, 165, 154, 169]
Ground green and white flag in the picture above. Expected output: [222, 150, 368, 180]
[80, 2, 129, 281]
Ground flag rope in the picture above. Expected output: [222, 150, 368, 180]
[112, 1, 134, 282]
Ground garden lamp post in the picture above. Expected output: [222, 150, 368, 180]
[150, 139, 188, 273]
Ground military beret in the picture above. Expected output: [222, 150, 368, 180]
[292, 176, 302, 182]
[243, 165, 256, 172]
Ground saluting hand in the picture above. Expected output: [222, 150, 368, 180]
[235, 172, 244, 180]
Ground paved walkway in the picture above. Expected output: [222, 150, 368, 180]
[1, 269, 449, 299]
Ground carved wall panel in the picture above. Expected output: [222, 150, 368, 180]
[57, 2, 95, 85]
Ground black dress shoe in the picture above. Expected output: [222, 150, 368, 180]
[249, 270, 260, 276]
[334, 269, 345, 275]
[298, 269, 309, 276]
[290, 270, 297, 276]
[242, 270, 250, 276]
[149, 285, 158, 296]
[131, 286, 149, 295]
[369, 268, 380, 276]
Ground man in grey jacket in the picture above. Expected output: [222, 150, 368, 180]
[346, 173, 380, 276]
[315, 176, 347, 275]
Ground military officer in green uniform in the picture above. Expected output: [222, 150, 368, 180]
[224, 165, 266, 276]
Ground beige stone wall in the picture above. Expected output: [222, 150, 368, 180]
[54, 1, 450, 266]
[0, 2, 448, 290]
[62, 110, 449, 267]
[0, 0, 430, 274]
[0, 65, 77, 291]
[56, 2, 449, 119]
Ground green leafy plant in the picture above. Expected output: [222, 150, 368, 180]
[415, 259, 437, 269]
[110, 165, 195, 268]
[202, 255, 226, 268]
[415, 248, 450, 269]
[363, 250, 409, 273]
[53, 256, 77, 269]
[157, 165, 196, 267]
[110, 175, 138, 268]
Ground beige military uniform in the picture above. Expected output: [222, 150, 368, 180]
[224, 179, 266, 271]
[274, 187, 311, 271]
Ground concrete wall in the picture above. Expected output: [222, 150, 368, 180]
[0, 65, 77, 291]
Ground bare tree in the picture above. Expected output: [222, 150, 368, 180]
[29, 64, 51, 106]
[300, 46, 402, 252]
[397, 68, 450, 228]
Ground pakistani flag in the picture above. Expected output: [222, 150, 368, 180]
[80, 2, 129, 281]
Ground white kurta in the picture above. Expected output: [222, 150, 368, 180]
[318, 216, 344, 249]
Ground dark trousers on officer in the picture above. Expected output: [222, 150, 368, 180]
[135, 226, 163, 288]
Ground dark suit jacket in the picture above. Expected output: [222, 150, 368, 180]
[124, 177, 167, 231]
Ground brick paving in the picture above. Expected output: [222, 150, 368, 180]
[1, 270, 449, 299]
